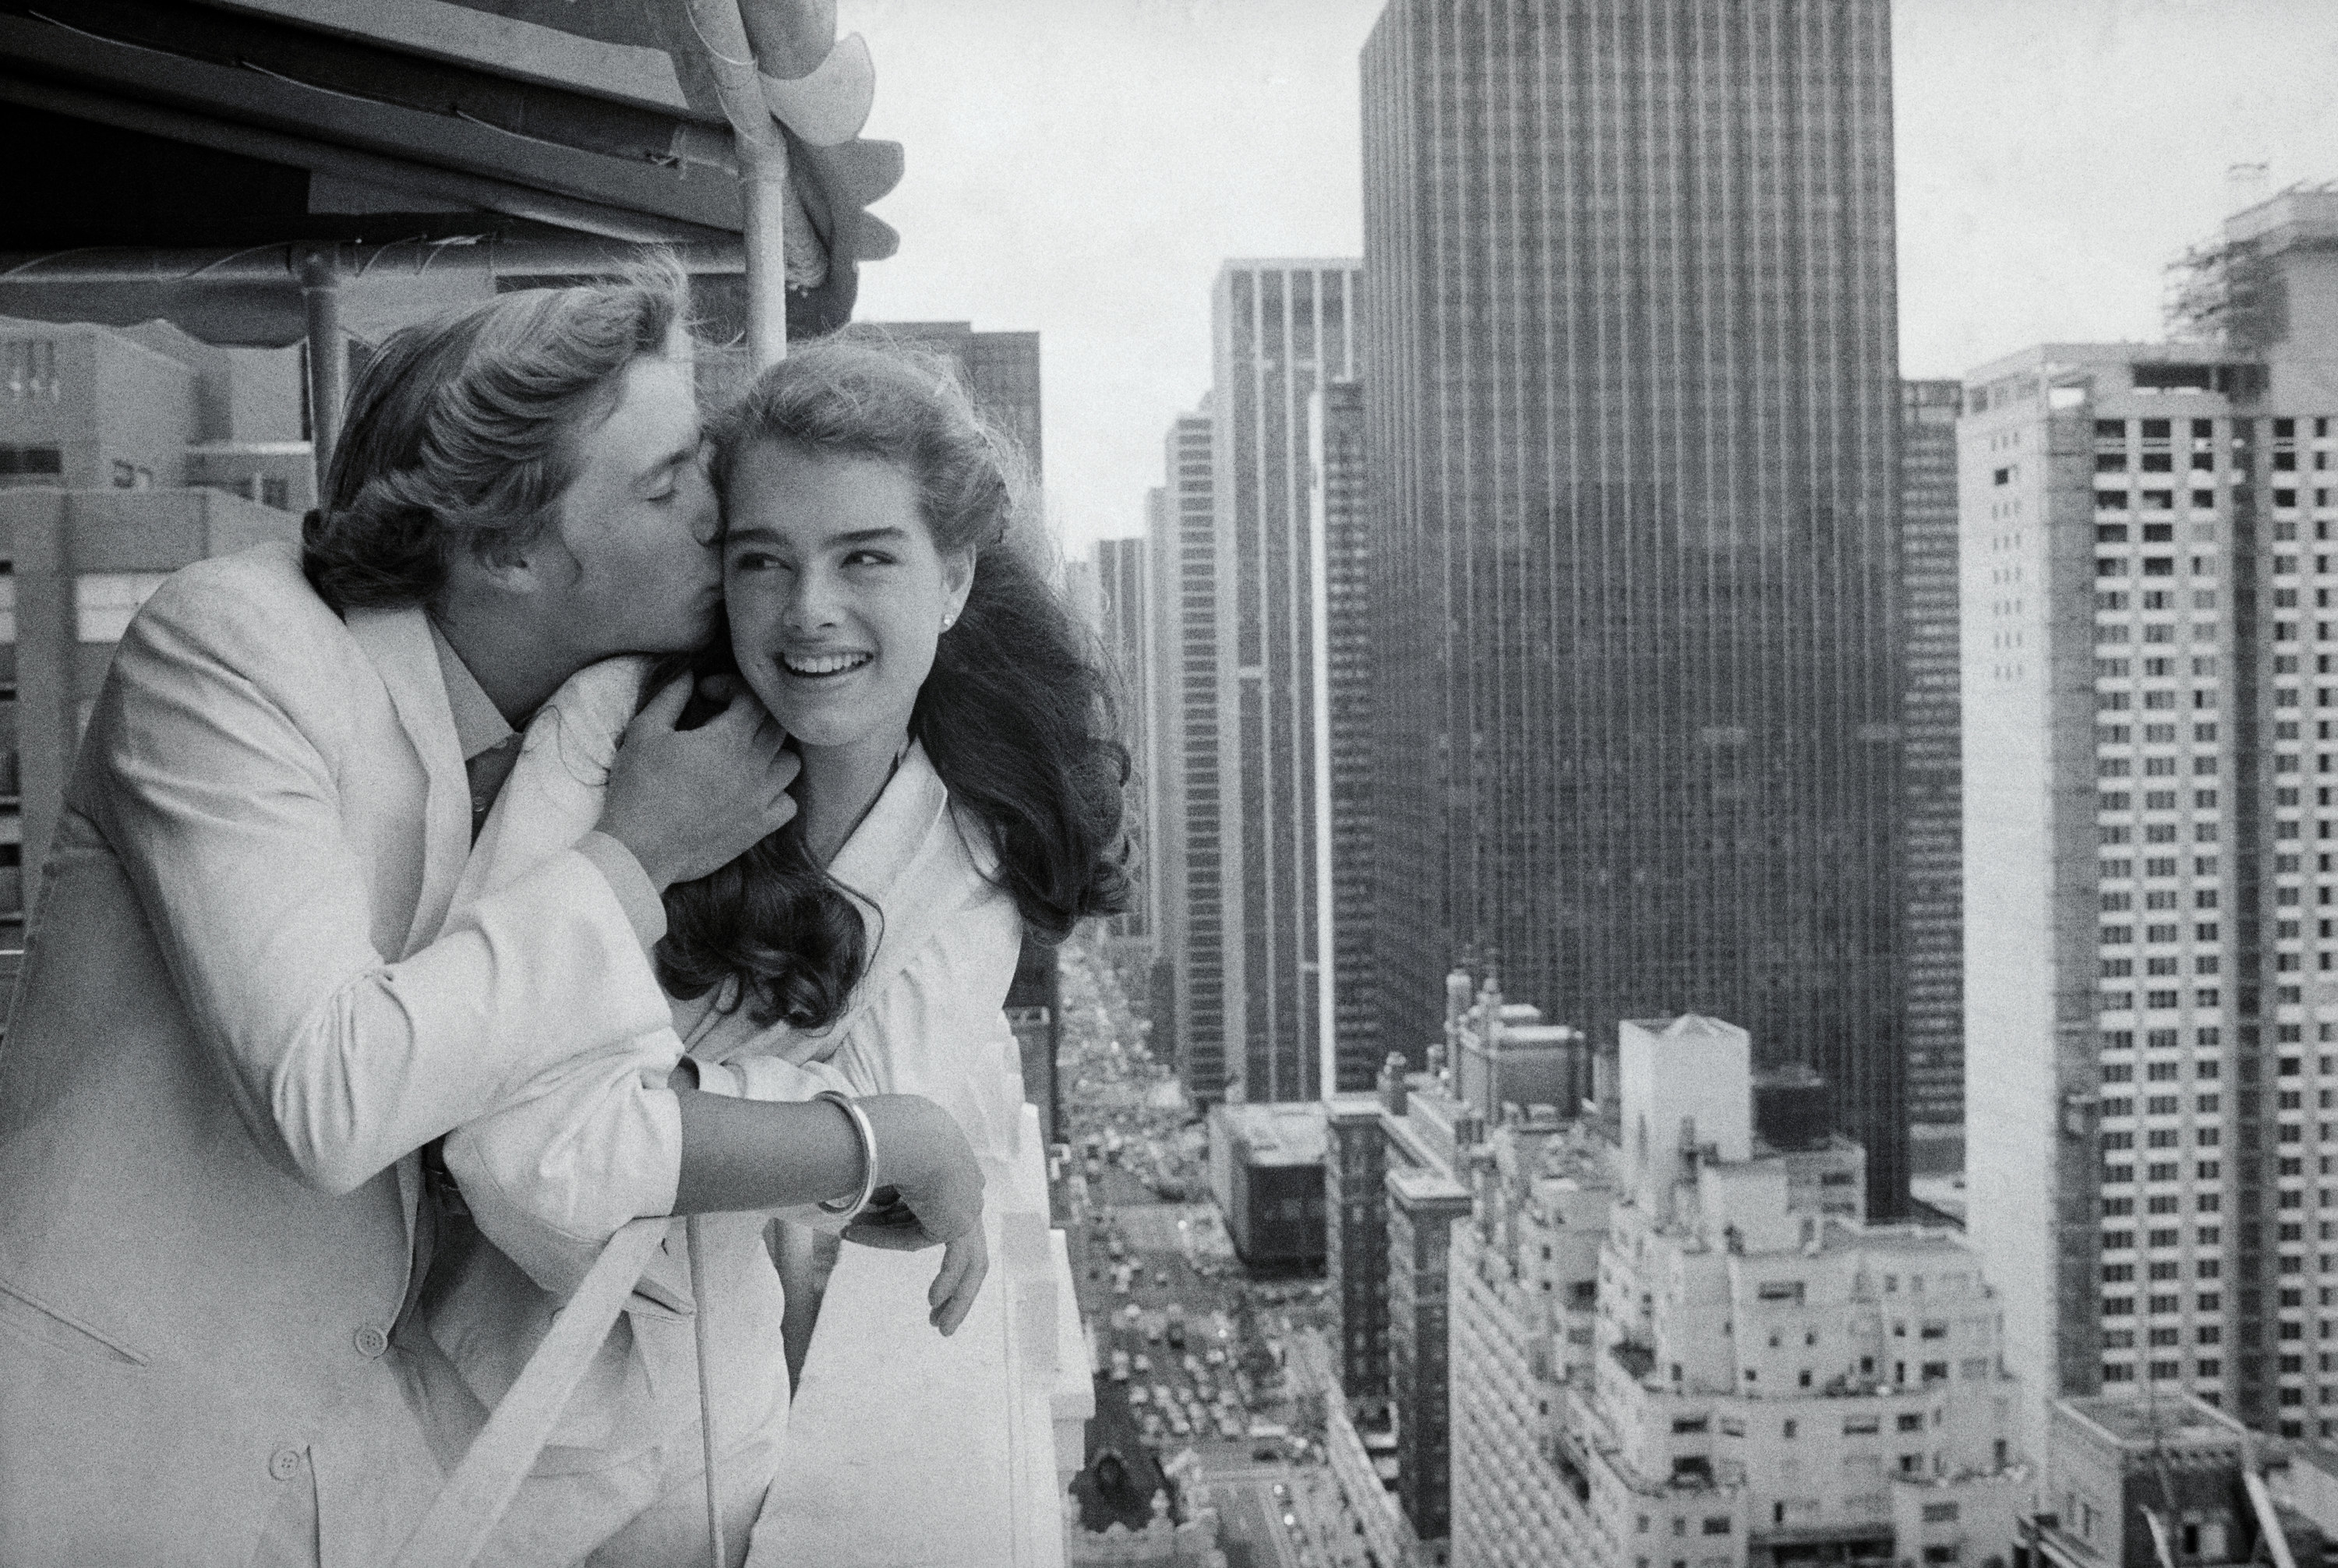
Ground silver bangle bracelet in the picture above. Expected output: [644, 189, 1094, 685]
[814, 1089, 880, 1217]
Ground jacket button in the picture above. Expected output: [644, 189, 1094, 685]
[354, 1324, 389, 1358]
[268, 1446, 303, 1481]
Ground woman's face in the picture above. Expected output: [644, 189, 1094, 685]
[722, 438, 973, 755]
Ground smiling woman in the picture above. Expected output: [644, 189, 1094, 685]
[721, 442, 971, 866]
[655, 330, 1132, 1033]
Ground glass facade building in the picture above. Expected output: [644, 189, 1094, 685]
[1314, 380, 1381, 1095]
[1094, 534, 1153, 966]
[1359, 0, 1909, 1210]
[1148, 410, 1231, 1100]
[1211, 260, 1361, 1104]
[1902, 380, 1967, 1174]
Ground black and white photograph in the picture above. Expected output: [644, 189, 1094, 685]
[4, 2, 2338, 1564]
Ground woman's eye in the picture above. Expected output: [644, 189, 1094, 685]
[728, 550, 779, 573]
[842, 550, 895, 569]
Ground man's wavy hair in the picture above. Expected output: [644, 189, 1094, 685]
[655, 330, 1132, 1031]
[302, 256, 690, 610]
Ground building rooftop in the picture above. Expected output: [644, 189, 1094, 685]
[1217, 1102, 1326, 1166]
[2056, 1392, 2249, 1455]
[1624, 1014, 1742, 1044]
[1386, 1167, 1471, 1210]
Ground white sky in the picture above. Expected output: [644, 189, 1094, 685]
[838, 0, 2338, 553]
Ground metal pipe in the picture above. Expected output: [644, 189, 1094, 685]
[0, 238, 746, 288]
[741, 158, 792, 367]
[300, 249, 344, 497]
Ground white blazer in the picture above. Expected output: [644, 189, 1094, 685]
[0, 543, 682, 1566]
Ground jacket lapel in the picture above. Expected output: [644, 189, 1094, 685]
[342, 606, 472, 960]
[341, 605, 471, 1263]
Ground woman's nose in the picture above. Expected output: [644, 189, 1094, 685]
[785, 568, 839, 630]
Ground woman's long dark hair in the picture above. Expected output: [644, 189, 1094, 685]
[655, 331, 1132, 1030]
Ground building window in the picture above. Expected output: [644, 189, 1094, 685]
[0, 445, 64, 479]
[73, 574, 171, 644]
[2, 339, 58, 400]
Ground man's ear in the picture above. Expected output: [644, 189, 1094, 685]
[457, 535, 547, 599]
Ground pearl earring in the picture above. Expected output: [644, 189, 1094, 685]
[941, 612, 955, 630]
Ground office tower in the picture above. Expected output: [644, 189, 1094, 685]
[1325, 1093, 1393, 1418]
[1312, 379, 1380, 1096]
[1149, 409, 1231, 1100]
[1322, 1054, 1479, 1566]
[1210, 260, 1361, 1105]
[1093, 535, 1154, 974]
[1360, 0, 1909, 1213]
[866, 321, 1042, 479]
[1963, 187, 2338, 1451]
[1903, 380, 1967, 1181]
[1446, 1011, 2024, 1568]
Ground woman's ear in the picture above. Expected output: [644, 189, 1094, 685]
[941, 548, 976, 625]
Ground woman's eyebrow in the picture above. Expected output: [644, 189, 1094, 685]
[724, 524, 912, 548]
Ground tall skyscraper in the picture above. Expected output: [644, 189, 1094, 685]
[1902, 380, 1967, 1179]
[1360, 0, 1909, 1212]
[1093, 535, 1154, 973]
[1149, 409, 1232, 1100]
[1312, 380, 1380, 1095]
[1210, 260, 1361, 1104]
[1963, 187, 2338, 1451]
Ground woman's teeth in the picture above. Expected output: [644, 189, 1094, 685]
[782, 651, 872, 676]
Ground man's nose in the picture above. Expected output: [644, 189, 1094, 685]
[687, 491, 721, 549]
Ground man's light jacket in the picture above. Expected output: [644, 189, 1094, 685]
[0, 542, 680, 1566]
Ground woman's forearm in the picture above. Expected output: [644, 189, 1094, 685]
[671, 1089, 864, 1215]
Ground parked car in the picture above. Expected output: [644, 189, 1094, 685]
[1109, 1350, 1131, 1383]
[1128, 1386, 1149, 1407]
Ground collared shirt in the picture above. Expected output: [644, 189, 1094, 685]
[427, 620, 524, 842]
[428, 622, 665, 947]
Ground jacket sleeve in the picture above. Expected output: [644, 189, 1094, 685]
[82, 567, 677, 1197]
[440, 1033, 685, 1297]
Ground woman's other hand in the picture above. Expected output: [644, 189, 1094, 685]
[843, 1096, 990, 1334]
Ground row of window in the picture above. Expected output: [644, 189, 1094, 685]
[2095, 415, 2331, 440]
[2103, 1160, 2226, 1184]
[2103, 1292, 2223, 1317]
[2095, 659, 2219, 679]
[2101, 1359, 2220, 1381]
[2100, 923, 2220, 944]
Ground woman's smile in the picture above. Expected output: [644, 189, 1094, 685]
[779, 648, 874, 679]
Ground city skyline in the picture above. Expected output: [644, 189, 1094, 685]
[841, 0, 2338, 553]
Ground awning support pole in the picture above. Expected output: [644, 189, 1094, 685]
[683, 0, 791, 368]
